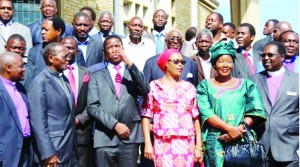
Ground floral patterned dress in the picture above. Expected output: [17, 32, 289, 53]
[196, 78, 267, 167]
[141, 80, 199, 167]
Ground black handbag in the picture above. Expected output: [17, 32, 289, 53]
[223, 122, 266, 167]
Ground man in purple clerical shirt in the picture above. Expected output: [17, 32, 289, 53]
[279, 30, 299, 73]
[0, 52, 32, 167]
[251, 41, 299, 167]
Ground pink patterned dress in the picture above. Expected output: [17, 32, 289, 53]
[141, 80, 199, 167]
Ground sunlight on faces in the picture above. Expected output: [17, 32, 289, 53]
[261, 45, 284, 72]
[215, 55, 233, 78]
[42, 20, 61, 43]
[104, 38, 124, 65]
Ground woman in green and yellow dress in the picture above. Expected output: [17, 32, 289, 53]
[196, 41, 267, 167]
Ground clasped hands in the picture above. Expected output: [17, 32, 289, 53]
[217, 124, 246, 142]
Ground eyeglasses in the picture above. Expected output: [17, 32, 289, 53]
[168, 59, 186, 65]
[260, 53, 281, 58]
[168, 36, 182, 42]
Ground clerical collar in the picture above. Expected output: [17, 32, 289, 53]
[47, 67, 63, 77]
[284, 55, 297, 63]
[267, 67, 285, 77]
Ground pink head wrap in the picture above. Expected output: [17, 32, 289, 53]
[157, 49, 181, 72]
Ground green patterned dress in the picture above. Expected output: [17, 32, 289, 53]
[196, 78, 267, 167]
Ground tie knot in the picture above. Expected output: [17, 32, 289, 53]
[103, 33, 108, 38]
[156, 33, 162, 38]
[68, 65, 74, 71]
[114, 65, 121, 71]
[244, 52, 249, 57]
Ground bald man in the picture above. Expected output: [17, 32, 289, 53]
[273, 21, 292, 41]
[122, 16, 156, 71]
[0, 52, 32, 167]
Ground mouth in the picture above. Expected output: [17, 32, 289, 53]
[171, 44, 180, 49]
[177, 68, 183, 72]
[220, 69, 230, 73]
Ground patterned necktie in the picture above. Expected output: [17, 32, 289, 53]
[68, 65, 77, 105]
[244, 52, 255, 74]
[156, 33, 163, 54]
[114, 65, 122, 98]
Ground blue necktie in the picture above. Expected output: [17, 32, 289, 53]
[156, 33, 163, 54]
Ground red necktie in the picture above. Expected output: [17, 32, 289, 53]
[244, 52, 255, 74]
[68, 65, 77, 105]
[114, 65, 122, 98]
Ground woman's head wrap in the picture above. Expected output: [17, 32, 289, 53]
[210, 41, 236, 66]
[157, 49, 181, 72]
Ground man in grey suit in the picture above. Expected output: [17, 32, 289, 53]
[28, 0, 73, 46]
[28, 43, 79, 166]
[253, 19, 279, 53]
[231, 23, 261, 78]
[62, 36, 93, 167]
[88, 35, 150, 167]
[72, 12, 104, 67]
[251, 41, 299, 167]
[143, 29, 198, 87]
[0, 52, 32, 167]
[0, 0, 32, 55]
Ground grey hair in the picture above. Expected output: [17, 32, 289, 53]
[0, 52, 20, 73]
[196, 28, 213, 40]
[40, 0, 57, 8]
[99, 11, 114, 22]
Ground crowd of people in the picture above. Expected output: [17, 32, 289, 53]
[0, 0, 298, 167]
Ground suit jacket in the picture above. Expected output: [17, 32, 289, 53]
[87, 63, 150, 148]
[251, 70, 299, 162]
[0, 22, 32, 55]
[256, 56, 299, 74]
[192, 54, 217, 82]
[76, 36, 104, 67]
[91, 32, 124, 42]
[28, 68, 77, 163]
[0, 80, 31, 167]
[21, 63, 39, 91]
[28, 20, 73, 46]
[27, 43, 45, 74]
[75, 66, 92, 145]
[253, 35, 273, 53]
[231, 48, 261, 78]
[143, 54, 199, 87]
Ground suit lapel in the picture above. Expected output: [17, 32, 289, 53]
[258, 72, 272, 110]
[78, 67, 84, 95]
[86, 37, 95, 62]
[48, 74, 70, 105]
[192, 55, 205, 79]
[236, 52, 252, 76]
[102, 68, 117, 97]
[0, 80, 23, 133]
[272, 70, 290, 107]
[119, 68, 130, 99]
[252, 50, 261, 68]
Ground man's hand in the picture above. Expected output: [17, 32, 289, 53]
[75, 117, 80, 126]
[118, 48, 132, 67]
[44, 155, 60, 167]
[114, 122, 130, 138]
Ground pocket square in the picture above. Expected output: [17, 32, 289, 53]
[287, 91, 297, 96]
[83, 74, 89, 83]
[187, 73, 193, 78]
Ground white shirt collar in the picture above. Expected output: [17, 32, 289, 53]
[152, 30, 166, 37]
[267, 66, 285, 77]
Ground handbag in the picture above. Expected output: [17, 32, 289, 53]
[223, 122, 266, 167]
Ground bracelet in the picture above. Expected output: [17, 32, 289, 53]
[194, 146, 203, 152]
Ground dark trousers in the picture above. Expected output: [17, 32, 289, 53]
[267, 150, 299, 167]
[18, 137, 33, 167]
[95, 142, 139, 167]
[78, 144, 94, 167]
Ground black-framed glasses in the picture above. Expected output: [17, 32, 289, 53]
[260, 53, 281, 58]
[168, 59, 186, 65]
[168, 36, 183, 42]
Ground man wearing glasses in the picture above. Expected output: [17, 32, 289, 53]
[251, 41, 299, 167]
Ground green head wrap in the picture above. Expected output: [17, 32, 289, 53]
[209, 41, 236, 67]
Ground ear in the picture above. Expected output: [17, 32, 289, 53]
[6, 63, 12, 73]
[4, 45, 8, 51]
[250, 35, 255, 41]
[57, 28, 62, 36]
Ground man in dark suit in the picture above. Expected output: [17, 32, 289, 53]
[28, 0, 73, 46]
[253, 19, 279, 53]
[5, 34, 38, 91]
[251, 41, 299, 167]
[192, 28, 217, 83]
[88, 35, 150, 167]
[72, 12, 104, 67]
[62, 36, 93, 167]
[92, 11, 124, 42]
[28, 43, 79, 166]
[27, 16, 65, 74]
[231, 23, 261, 78]
[143, 29, 198, 87]
[0, 52, 32, 167]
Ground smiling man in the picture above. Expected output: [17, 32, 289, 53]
[251, 41, 299, 167]
[231, 23, 261, 78]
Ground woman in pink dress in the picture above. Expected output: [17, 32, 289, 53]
[141, 49, 203, 167]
